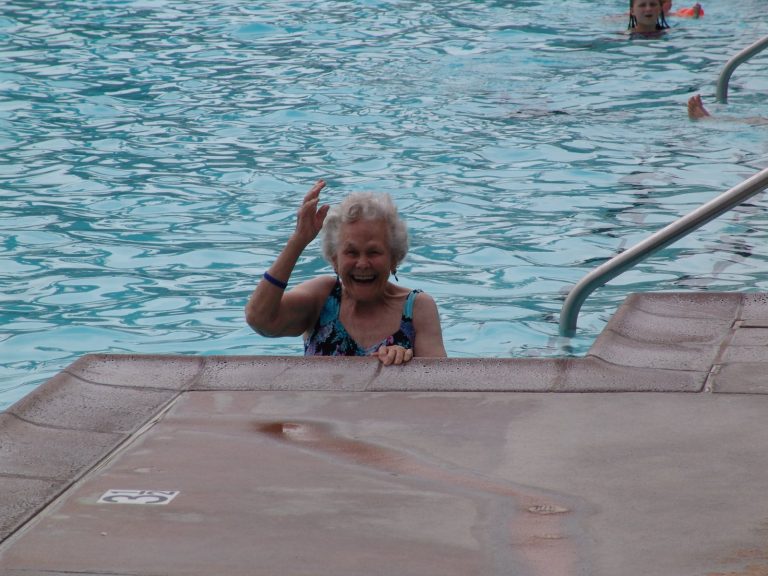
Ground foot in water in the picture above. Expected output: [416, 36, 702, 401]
[688, 94, 710, 119]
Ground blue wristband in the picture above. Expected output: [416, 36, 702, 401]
[263, 271, 288, 290]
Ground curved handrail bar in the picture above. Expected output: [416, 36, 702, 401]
[559, 167, 768, 337]
[716, 35, 768, 104]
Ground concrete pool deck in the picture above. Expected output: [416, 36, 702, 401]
[2, 291, 768, 575]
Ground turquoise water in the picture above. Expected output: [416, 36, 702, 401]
[2, 0, 768, 408]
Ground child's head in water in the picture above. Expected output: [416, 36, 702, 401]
[628, 0, 669, 33]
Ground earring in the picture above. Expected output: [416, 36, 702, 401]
[393, 270, 399, 282]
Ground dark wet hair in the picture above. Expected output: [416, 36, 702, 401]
[627, 0, 670, 30]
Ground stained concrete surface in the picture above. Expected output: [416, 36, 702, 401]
[2, 292, 768, 576]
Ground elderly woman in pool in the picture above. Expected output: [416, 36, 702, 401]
[245, 180, 447, 365]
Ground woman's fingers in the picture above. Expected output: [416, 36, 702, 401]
[295, 180, 329, 242]
[375, 345, 414, 366]
[302, 179, 325, 203]
[315, 202, 330, 228]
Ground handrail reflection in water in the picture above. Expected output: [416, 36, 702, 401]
[716, 35, 768, 104]
[559, 167, 768, 337]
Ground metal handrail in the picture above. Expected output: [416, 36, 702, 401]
[716, 35, 768, 104]
[559, 167, 768, 337]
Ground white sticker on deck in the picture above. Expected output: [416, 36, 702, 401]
[98, 490, 179, 505]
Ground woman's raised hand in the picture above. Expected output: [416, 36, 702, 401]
[293, 180, 330, 247]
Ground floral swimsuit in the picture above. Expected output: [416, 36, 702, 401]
[304, 279, 420, 356]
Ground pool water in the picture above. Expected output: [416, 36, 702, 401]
[2, 0, 768, 408]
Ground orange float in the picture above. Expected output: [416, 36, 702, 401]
[673, 5, 704, 17]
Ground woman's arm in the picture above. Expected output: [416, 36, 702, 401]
[245, 180, 331, 337]
[246, 271, 334, 338]
[412, 292, 447, 358]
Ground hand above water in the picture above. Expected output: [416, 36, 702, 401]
[292, 179, 330, 248]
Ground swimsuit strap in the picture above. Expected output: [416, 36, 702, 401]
[403, 289, 422, 320]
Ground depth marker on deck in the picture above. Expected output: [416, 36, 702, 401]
[98, 490, 180, 505]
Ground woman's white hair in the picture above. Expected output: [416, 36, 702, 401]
[322, 192, 409, 267]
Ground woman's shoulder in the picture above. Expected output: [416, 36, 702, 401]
[286, 275, 338, 309]
[410, 290, 439, 317]
[295, 274, 338, 292]
[409, 290, 447, 357]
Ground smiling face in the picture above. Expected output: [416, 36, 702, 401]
[631, 0, 663, 31]
[333, 218, 395, 303]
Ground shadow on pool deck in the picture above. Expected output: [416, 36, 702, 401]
[2, 292, 768, 575]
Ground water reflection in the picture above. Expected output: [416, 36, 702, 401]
[1, 0, 768, 406]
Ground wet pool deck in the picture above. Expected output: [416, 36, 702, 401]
[2, 291, 768, 575]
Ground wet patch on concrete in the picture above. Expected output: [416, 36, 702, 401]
[3, 292, 768, 574]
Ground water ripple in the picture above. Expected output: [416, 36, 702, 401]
[2, 0, 768, 406]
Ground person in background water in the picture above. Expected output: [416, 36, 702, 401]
[628, 0, 669, 36]
[687, 94, 711, 119]
[663, 1, 704, 18]
[688, 94, 768, 125]
[245, 180, 447, 365]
